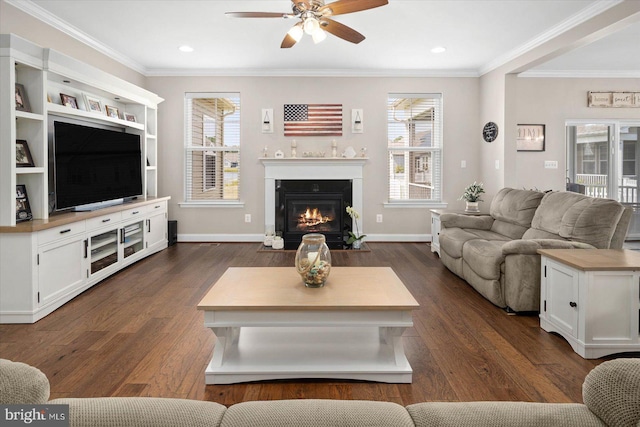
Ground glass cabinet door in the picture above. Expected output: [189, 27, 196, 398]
[122, 220, 144, 259]
[90, 229, 119, 274]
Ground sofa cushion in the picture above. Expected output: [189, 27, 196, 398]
[50, 397, 227, 427]
[440, 229, 510, 259]
[0, 359, 50, 405]
[531, 192, 625, 249]
[490, 220, 529, 240]
[462, 239, 506, 280]
[582, 358, 640, 427]
[489, 188, 544, 229]
[221, 399, 414, 427]
[407, 402, 605, 427]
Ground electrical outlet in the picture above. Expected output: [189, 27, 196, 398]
[376, 214, 383, 223]
[244, 214, 251, 223]
[544, 160, 558, 169]
[495, 159, 500, 170]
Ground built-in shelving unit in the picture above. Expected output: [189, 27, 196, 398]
[0, 33, 168, 324]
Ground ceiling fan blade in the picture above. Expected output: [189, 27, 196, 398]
[319, 0, 388, 16]
[321, 18, 365, 44]
[281, 33, 299, 48]
[225, 12, 292, 18]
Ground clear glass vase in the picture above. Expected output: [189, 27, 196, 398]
[295, 233, 331, 288]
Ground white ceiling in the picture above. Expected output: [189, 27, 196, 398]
[9, 0, 640, 77]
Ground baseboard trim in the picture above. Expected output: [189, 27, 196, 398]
[178, 234, 432, 243]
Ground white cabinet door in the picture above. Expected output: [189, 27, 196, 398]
[145, 210, 167, 252]
[38, 236, 86, 307]
[544, 260, 579, 339]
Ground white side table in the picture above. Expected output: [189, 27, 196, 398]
[538, 249, 640, 359]
[429, 209, 486, 256]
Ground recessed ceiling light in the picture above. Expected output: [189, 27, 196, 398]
[179, 45, 194, 53]
[431, 46, 446, 54]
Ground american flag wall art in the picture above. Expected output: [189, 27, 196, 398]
[284, 104, 343, 137]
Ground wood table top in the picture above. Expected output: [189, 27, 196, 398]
[537, 249, 640, 271]
[197, 267, 419, 311]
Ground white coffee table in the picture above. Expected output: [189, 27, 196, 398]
[197, 266, 420, 384]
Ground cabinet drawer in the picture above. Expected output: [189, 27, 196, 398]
[146, 201, 167, 213]
[38, 222, 86, 246]
[86, 212, 122, 231]
[122, 206, 146, 219]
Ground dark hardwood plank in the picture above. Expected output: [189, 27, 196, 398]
[0, 242, 618, 406]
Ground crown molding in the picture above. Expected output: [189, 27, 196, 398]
[479, 0, 625, 76]
[6, 0, 148, 75]
[519, 69, 640, 78]
[144, 67, 480, 78]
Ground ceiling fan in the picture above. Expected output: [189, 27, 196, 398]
[226, 0, 388, 48]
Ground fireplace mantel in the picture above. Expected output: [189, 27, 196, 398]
[261, 157, 367, 236]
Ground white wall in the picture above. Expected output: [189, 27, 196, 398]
[515, 77, 640, 192]
[146, 75, 481, 240]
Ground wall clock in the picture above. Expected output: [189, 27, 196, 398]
[482, 122, 498, 143]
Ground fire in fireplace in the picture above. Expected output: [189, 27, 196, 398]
[276, 180, 352, 249]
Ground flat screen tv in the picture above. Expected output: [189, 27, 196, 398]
[52, 120, 143, 211]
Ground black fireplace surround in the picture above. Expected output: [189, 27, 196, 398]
[275, 180, 353, 250]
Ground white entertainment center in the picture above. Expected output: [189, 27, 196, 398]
[0, 34, 169, 323]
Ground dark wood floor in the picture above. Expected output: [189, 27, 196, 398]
[0, 242, 626, 406]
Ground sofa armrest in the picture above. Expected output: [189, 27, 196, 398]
[0, 359, 50, 405]
[440, 213, 494, 230]
[502, 239, 595, 256]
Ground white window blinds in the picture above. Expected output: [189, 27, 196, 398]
[387, 94, 442, 202]
[185, 93, 240, 202]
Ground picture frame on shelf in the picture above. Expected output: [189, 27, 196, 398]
[517, 124, 545, 152]
[105, 105, 120, 119]
[16, 184, 33, 222]
[16, 140, 35, 167]
[83, 94, 104, 114]
[60, 93, 79, 109]
[123, 112, 136, 122]
[15, 84, 31, 112]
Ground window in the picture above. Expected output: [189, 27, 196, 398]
[387, 94, 442, 203]
[184, 93, 240, 203]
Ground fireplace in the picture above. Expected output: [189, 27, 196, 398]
[276, 180, 352, 249]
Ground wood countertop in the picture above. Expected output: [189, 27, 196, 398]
[0, 196, 170, 234]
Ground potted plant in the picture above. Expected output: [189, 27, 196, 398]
[459, 182, 485, 212]
[345, 206, 366, 249]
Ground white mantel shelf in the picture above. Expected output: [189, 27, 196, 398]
[261, 157, 367, 234]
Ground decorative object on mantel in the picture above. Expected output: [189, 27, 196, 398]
[284, 104, 343, 137]
[291, 140, 297, 158]
[274, 150, 285, 159]
[352, 109, 363, 133]
[361, 148, 367, 157]
[517, 124, 545, 152]
[303, 151, 326, 157]
[262, 108, 274, 133]
[263, 146, 269, 157]
[342, 146, 357, 159]
[346, 205, 366, 249]
[331, 139, 338, 157]
[295, 233, 331, 287]
[459, 182, 485, 212]
[588, 91, 640, 108]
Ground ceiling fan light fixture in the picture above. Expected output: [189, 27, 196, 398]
[312, 28, 327, 44]
[303, 16, 320, 34]
[288, 24, 304, 42]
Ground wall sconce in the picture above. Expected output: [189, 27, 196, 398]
[352, 109, 363, 133]
[262, 108, 274, 133]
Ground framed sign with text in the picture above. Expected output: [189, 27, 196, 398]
[517, 124, 545, 152]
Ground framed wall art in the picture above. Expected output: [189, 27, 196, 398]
[517, 124, 545, 152]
